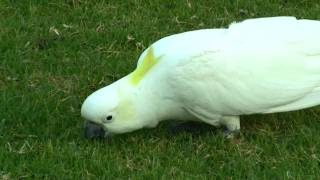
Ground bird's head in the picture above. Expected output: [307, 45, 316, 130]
[81, 77, 158, 138]
[81, 46, 167, 138]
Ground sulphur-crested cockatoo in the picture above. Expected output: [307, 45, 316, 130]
[81, 17, 320, 138]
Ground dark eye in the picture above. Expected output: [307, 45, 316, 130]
[106, 115, 113, 121]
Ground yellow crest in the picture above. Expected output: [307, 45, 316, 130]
[130, 47, 162, 85]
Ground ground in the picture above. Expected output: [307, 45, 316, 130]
[1, 0, 320, 179]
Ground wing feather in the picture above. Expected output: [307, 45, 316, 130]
[167, 17, 320, 116]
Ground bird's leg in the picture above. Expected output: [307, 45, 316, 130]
[220, 116, 240, 139]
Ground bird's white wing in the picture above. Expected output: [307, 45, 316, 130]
[168, 17, 320, 116]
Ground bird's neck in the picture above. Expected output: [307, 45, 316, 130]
[120, 74, 185, 126]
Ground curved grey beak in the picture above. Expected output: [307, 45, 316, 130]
[84, 121, 106, 139]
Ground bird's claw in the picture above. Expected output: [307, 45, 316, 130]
[223, 129, 240, 139]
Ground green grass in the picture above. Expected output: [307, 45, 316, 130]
[1, 0, 320, 179]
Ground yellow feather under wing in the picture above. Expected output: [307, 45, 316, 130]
[130, 47, 162, 85]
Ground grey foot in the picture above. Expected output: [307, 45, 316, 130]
[221, 116, 240, 139]
[223, 129, 240, 139]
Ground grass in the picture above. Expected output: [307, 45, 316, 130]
[1, 0, 320, 179]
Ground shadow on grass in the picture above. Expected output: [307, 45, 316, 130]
[80, 107, 320, 145]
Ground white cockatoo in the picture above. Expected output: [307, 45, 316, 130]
[81, 17, 320, 138]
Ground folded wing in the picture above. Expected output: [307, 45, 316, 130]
[169, 17, 320, 116]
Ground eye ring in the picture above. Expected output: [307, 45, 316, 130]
[106, 115, 113, 121]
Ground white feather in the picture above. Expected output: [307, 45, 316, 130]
[147, 17, 320, 118]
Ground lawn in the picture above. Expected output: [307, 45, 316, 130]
[1, 0, 320, 179]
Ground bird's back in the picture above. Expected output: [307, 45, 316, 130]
[148, 17, 320, 116]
